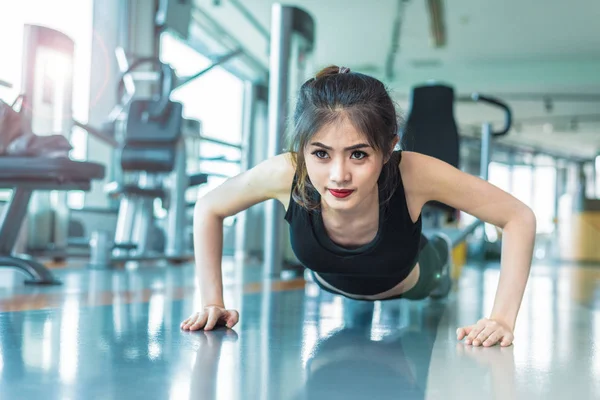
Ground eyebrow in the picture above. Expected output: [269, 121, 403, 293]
[310, 142, 371, 151]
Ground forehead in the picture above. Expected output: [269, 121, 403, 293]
[311, 117, 367, 144]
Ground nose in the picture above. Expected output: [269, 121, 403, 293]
[329, 159, 351, 185]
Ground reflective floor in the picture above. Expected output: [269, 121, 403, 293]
[1, 258, 599, 399]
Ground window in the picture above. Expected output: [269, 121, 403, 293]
[489, 161, 557, 235]
[0, 0, 93, 206]
[512, 165, 534, 208]
[159, 32, 244, 204]
[485, 162, 513, 241]
[532, 166, 556, 234]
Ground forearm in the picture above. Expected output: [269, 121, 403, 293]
[490, 210, 536, 331]
[193, 203, 226, 307]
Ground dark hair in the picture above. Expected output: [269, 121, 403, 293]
[286, 65, 402, 211]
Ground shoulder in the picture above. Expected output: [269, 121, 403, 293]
[397, 150, 454, 180]
[263, 151, 295, 173]
[258, 152, 295, 189]
[261, 152, 296, 206]
[397, 150, 425, 174]
[396, 150, 456, 206]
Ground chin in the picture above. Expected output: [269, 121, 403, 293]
[323, 194, 357, 210]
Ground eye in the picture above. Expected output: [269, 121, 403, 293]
[311, 150, 328, 159]
[351, 151, 368, 160]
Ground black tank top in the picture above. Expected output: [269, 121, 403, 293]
[284, 150, 423, 295]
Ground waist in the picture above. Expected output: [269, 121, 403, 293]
[311, 264, 417, 297]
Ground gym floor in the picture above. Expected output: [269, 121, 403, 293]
[0, 259, 599, 399]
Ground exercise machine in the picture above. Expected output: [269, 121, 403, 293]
[0, 26, 105, 284]
[0, 158, 104, 284]
[84, 47, 242, 268]
[403, 83, 512, 258]
[85, 57, 203, 267]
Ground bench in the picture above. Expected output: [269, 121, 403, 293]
[0, 157, 105, 284]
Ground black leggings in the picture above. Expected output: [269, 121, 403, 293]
[385, 234, 448, 300]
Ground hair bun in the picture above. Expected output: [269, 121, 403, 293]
[315, 65, 350, 79]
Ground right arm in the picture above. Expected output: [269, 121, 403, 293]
[182, 153, 295, 330]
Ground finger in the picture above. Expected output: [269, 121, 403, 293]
[181, 314, 196, 330]
[181, 314, 196, 328]
[474, 325, 497, 346]
[500, 333, 514, 347]
[466, 320, 487, 345]
[184, 313, 201, 331]
[482, 331, 502, 347]
[180, 317, 190, 329]
[189, 312, 209, 331]
[456, 326, 473, 340]
[204, 309, 222, 331]
[225, 310, 239, 328]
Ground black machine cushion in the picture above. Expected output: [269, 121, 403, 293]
[0, 157, 105, 187]
[125, 99, 183, 144]
[402, 84, 460, 169]
[402, 84, 460, 215]
[120, 145, 176, 173]
[106, 182, 166, 199]
[120, 99, 183, 172]
[189, 173, 208, 187]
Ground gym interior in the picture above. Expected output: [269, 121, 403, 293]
[1, 1, 599, 399]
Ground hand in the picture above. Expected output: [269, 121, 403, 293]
[181, 305, 239, 331]
[456, 318, 514, 347]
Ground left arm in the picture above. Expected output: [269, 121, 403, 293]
[402, 151, 536, 345]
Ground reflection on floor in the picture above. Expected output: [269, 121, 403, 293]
[0, 258, 599, 399]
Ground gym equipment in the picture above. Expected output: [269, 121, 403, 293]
[264, 4, 315, 278]
[107, 97, 184, 259]
[88, 56, 212, 268]
[75, 44, 241, 262]
[0, 23, 106, 282]
[16, 24, 79, 260]
[0, 158, 105, 284]
[403, 83, 512, 249]
[156, 0, 193, 40]
[93, 59, 183, 265]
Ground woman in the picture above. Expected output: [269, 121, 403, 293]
[181, 66, 536, 348]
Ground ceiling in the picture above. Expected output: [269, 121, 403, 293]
[193, 0, 600, 161]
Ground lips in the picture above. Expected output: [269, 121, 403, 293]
[328, 189, 354, 199]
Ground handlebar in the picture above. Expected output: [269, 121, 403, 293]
[116, 58, 175, 120]
[471, 93, 512, 136]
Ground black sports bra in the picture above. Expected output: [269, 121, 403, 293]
[284, 150, 423, 295]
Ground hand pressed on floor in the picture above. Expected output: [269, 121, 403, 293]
[181, 305, 239, 331]
[457, 318, 514, 347]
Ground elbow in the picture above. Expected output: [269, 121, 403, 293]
[522, 206, 537, 231]
[194, 200, 222, 222]
[506, 205, 536, 235]
[193, 199, 209, 216]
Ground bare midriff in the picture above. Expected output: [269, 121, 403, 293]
[312, 262, 421, 300]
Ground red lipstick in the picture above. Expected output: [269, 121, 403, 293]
[328, 189, 354, 198]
